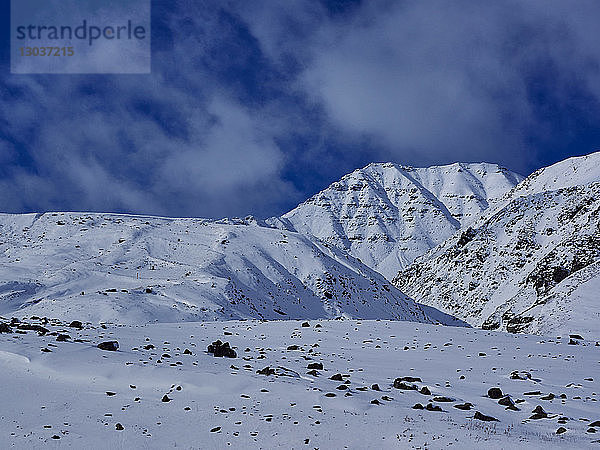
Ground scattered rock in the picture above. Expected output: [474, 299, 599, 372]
[307, 362, 323, 370]
[330, 373, 344, 381]
[473, 411, 499, 422]
[210, 426, 221, 433]
[69, 320, 83, 329]
[529, 405, 548, 419]
[17, 324, 49, 334]
[393, 379, 418, 390]
[257, 366, 275, 376]
[487, 387, 503, 399]
[556, 427, 567, 435]
[301, 322, 310, 327]
[0, 323, 12, 333]
[370, 399, 380, 405]
[433, 396, 454, 402]
[162, 395, 171, 403]
[207, 340, 236, 358]
[454, 403, 473, 410]
[287, 345, 300, 350]
[412, 403, 424, 410]
[425, 403, 442, 412]
[98, 341, 119, 351]
[115, 423, 124, 431]
[56, 334, 70, 342]
[371, 384, 381, 391]
[419, 386, 431, 395]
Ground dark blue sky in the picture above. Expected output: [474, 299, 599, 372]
[1, 0, 600, 218]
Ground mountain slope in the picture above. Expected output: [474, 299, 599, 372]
[273, 162, 523, 279]
[0, 212, 433, 324]
[394, 152, 600, 337]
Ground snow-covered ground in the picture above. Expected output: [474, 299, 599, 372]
[1, 317, 599, 449]
[0, 212, 431, 325]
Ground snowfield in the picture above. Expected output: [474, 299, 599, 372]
[0, 212, 432, 325]
[1, 318, 599, 449]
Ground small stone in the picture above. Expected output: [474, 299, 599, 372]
[307, 362, 323, 370]
[115, 423, 124, 431]
[210, 426, 221, 433]
[487, 387, 503, 399]
[454, 403, 473, 410]
[330, 373, 344, 381]
[412, 403, 424, 410]
[69, 321, 83, 329]
[425, 403, 442, 412]
[556, 427, 567, 435]
[98, 341, 119, 351]
[301, 322, 310, 327]
[473, 411, 499, 422]
[162, 395, 171, 402]
[419, 386, 431, 395]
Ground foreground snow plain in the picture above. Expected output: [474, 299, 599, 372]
[1, 318, 599, 449]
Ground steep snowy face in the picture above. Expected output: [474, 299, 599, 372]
[508, 151, 600, 197]
[0, 212, 432, 324]
[277, 162, 523, 280]
[395, 171, 600, 337]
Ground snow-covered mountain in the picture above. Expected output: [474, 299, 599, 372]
[395, 152, 600, 337]
[272, 162, 523, 280]
[0, 212, 434, 324]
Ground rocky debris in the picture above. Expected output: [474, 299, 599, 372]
[98, 341, 119, 351]
[69, 321, 83, 329]
[412, 403, 424, 409]
[393, 381, 417, 390]
[115, 423, 124, 431]
[487, 387, 503, 399]
[301, 322, 310, 327]
[207, 340, 237, 358]
[257, 367, 275, 376]
[397, 376, 422, 383]
[287, 345, 300, 350]
[307, 362, 323, 370]
[17, 324, 49, 334]
[210, 426, 221, 433]
[183, 349, 192, 355]
[568, 339, 579, 345]
[306, 369, 320, 376]
[474, 411, 499, 422]
[498, 395, 514, 407]
[454, 403, 473, 410]
[540, 393, 555, 400]
[370, 399, 381, 405]
[162, 395, 171, 402]
[56, 334, 70, 342]
[425, 403, 442, 412]
[433, 396, 454, 402]
[569, 334, 584, 340]
[419, 386, 431, 395]
[529, 405, 548, 420]
[590, 421, 600, 427]
[371, 384, 381, 391]
[556, 427, 567, 434]
[0, 323, 12, 333]
[330, 373, 344, 381]
[510, 370, 532, 380]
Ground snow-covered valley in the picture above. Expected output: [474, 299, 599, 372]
[1, 317, 599, 449]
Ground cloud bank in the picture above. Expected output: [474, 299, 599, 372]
[1, 0, 600, 217]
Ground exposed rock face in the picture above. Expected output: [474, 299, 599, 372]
[395, 152, 600, 336]
[272, 162, 522, 280]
